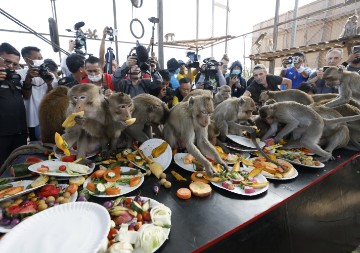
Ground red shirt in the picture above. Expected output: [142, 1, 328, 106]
[80, 73, 115, 90]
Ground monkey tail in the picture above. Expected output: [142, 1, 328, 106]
[324, 114, 360, 125]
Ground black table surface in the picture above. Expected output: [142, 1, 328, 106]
[1, 148, 359, 253]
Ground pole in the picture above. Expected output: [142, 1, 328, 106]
[290, 0, 299, 48]
[269, 0, 280, 74]
[196, 0, 199, 42]
[157, 0, 164, 69]
[225, 0, 229, 53]
[211, 0, 214, 57]
[112, 0, 119, 65]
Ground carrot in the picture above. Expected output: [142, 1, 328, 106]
[134, 221, 142, 231]
[103, 169, 120, 182]
[66, 184, 78, 194]
[86, 182, 95, 192]
[37, 167, 49, 173]
[91, 169, 106, 179]
[106, 187, 120, 195]
[129, 177, 141, 187]
[176, 188, 192, 200]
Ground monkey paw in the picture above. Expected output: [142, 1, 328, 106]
[205, 165, 217, 178]
[79, 158, 93, 166]
[74, 116, 85, 126]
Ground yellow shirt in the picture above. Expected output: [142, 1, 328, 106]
[176, 69, 197, 82]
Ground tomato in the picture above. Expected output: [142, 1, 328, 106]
[107, 228, 118, 240]
[134, 221, 142, 231]
[61, 155, 76, 162]
[142, 211, 151, 222]
[66, 184, 78, 194]
[125, 197, 133, 206]
[136, 213, 143, 222]
[58, 165, 66, 172]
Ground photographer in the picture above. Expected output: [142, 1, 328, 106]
[342, 46, 360, 73]
[150, 69, 174, 108]
[280, 52, 311, 89]
[167, 58, 180, 89]
[172, 77, 192, 106]
[99, 26, 118, 74]
[17, 46, 57, 142]
[0, 42, 27, 165]
[226, 60, 247, 97]
[177, 59, 199, 84]
[195, 57, 226, 93]
[80, 56, 114, 96]
[112, 55, 162, 97]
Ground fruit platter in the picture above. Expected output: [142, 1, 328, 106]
[0, 183, 78, 233]
[103, 195, 171, 253]
[28, 160, 95, 177]
[275, 150, 325, 168]
[83, 166, 144, 198]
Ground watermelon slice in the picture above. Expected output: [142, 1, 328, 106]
[5, 201, 38, 219]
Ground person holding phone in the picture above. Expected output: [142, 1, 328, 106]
[342, 45, 360, 73]
[226, 60, 247, 97]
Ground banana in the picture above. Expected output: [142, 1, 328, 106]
[55, 132, 70, 156]
[62, 111, 85, 128]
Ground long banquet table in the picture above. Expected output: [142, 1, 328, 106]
[1, 148, 360, 253]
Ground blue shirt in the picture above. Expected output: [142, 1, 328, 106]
[169, 72, 179, 89]
[284, 67, 311, 89]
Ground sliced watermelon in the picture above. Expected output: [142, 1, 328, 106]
[25, 157, 43, 164]
[5, 201, 38, 219]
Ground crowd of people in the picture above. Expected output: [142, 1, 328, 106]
[1, 28, 360, 165]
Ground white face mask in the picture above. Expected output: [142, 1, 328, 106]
[88, 74, 102, 82]
[32, 59, 44, 67]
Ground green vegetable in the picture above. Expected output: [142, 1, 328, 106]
[0, 184, 12, 191]
[130, 200, 143, 214]
[95, 183, 106, 195]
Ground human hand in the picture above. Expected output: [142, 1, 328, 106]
[103, 26, 109, 39]
[296, 66, 305, 73]
[126, 56, 137, 67]
[281, 58, 289, 68]
[229, 75, 237, 85]
[345, 52, 360, 63]
[0, 68, 7, 81]
[27, 67, 40, 78]
[150, 57, 157, 71]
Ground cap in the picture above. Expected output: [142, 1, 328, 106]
[178, 60, 185, 66]
[167, 58, 180, 72]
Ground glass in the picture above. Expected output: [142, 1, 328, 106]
[0, 56, 20, 69]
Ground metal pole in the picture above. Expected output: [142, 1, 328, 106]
[211, 0, 214, 56]
[157, 0, 164, 68]
[290, 0, 299, 48]
[269, 0, 280, 74]
[112, 0, 119, 65]
[225, 0, 229, 53]
[196, 0, 199, 42]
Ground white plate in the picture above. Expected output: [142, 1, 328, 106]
[173, 153, 198, 172]
[226, 135, 265, 149]
[126, 196, 171, 253]
[28, 160, 95, 177]
[281, 158, 325, 168]
[0, 202, 110, 253]
[83, 167, 144, 198]
[53, 146, 99, 160]
[130, 138, 172, 171]
[0, 184, 78, 233]
[211, 167, 269, 196]
[243, 158, 299, 180]
[0, 180, 45, 203]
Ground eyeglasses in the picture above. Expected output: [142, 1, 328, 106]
[0, 56, 20, 69]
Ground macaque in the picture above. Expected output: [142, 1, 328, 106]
[208, 120, 220, 146]
[213, 96, 256, 142]
[259, 90, 314, 105]
[124, 93, 169, 144]
[259, 101, 360, 161]
[163, 94, 228, 176]
[39, 86, 69, 144]
[182, 89, 213, 102]
[312, 93, 360, 109]
[213, 85, 231, 107]
[322, 67, 360, 107]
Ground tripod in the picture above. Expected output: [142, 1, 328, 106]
[105, 46, 114, 74]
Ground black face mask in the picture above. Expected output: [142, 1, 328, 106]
[352, 58, 360, 64]
[129, 71, 141, 76]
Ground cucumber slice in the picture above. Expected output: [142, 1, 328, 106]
[130, 200, 143, 214]
[142, 199, 151, 212]
[95, 183, 106, 195]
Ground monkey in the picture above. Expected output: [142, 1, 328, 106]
[339, 15, 358, 39]
[182, 89, 213, 102]
[259, 101, 360, 161]
[38, 86, 69, 144]
[259, 89, 314, 106]
[213, 85, 231, 107]
[212, 96, 257, 142]
[322, 67, 360, 107]
[253, 32, 267, 52]
[124, 93, 169, 144]
[311, 93, 360, 109]
[163, 94, 228, 176]
[164, 33, 175, 42]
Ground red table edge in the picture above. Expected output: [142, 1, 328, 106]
[192, 152, 360, 253]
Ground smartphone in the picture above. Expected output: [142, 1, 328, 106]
[353, 46, 360, 53]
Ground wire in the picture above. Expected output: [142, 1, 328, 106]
[0, 8, 69, 55]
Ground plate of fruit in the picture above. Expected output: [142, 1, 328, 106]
[28, 160, 95, 177]
[103, 195, 171, 253]
[0, 183, 78, 233]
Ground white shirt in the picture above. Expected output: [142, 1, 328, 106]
[16, 68, 58, 127]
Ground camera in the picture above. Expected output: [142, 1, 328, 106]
[107, 27, 114, 41]
[66, 21, 87, 55]
[185, 51, 200, 69]
[0, 69, 21, 85]
[36, 63, 53, 82]
[353, 46, 360, 53]
[286, 56, 300, 64]
[322, 66, 330, 72]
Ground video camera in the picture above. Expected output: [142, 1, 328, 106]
[127, 41, 152, 74]
[185, 51, 200, 69]
[66, 21, 87, 55]
[203, 57, 222, 74]
[107, 27, 114, 41]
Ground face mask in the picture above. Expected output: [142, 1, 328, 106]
[88, 74, 102, 82]
[32, 59, 44, 67]
[175, 68, 180, 75]
[231, 69, 241, 75]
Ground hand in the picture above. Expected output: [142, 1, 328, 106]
[296, 66, 305, 73]
[26, 67, 40, 78]
[281, 58, 289, 68]
[150, 57, 157, 71]
[68, 40, 76, 52]
[104, 89, 113, 97]
[0, 68, 6, 81]
[229, 75, 237, 85]
[345, 52, 360, 63]
[74, 116, 85, 126]
[149, 37, 154, 46]
[126, 56, 137, 67]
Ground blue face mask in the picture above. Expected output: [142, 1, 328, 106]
[175, 68, 180, 75]
[231, 69, 241, 75]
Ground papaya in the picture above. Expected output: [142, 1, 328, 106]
[151, 141, 169, 158]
